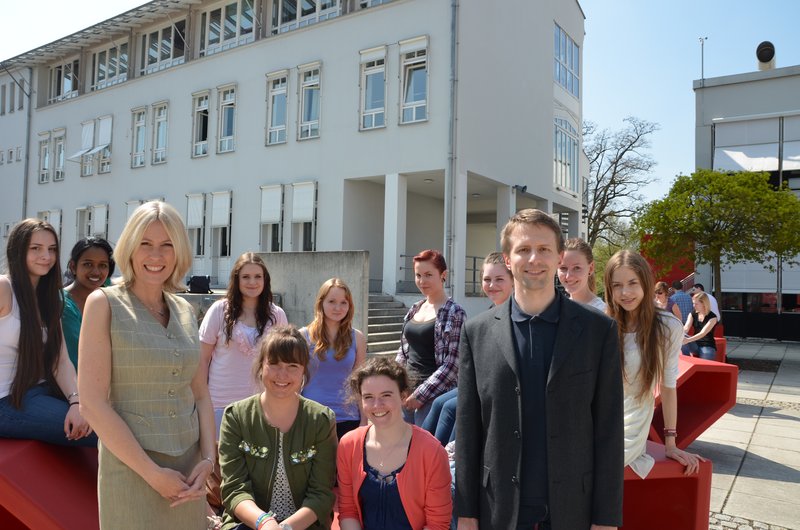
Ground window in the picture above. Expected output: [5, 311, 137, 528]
[554, 118, 579, 194]
[15, 147, 21, 162]
[260, 185, 283, 252]
[359, 47, 386, 130]
[211, 191, 232, 258]
[92, 42, 128, 90]
[186, 194, 206, 256]
[200, 0, 255, 56]
[271, 0, 339, 34]
[53, 131, 65, 181]
[18, 79, 24, 111]
[554, 24, 580, 98]
[192, 92, 210, 157]
[217, 86, 236, 153]
[299, 66, 320, 139]
[38, 135, 51, 184]
[79, 121, 95, 177]
[139, 20, 186, 75]
[0, 151, 4, 165]
[152, 103, 168, 164]
[399, 37, 428, 124]
[0, 85, 5, 115]
[131, 109, 147, 167]
[96, 116, 113, 174]
[76, 204, 108, 240]
[37, 210, 61, 239]
[291, 181, 316, 251]
[8, 84, 14, 113]
[266, 73, 288, 145]
[48, 59, 80, 103]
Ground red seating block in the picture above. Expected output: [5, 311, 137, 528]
[714, 336, 727, 362]
[650, 355, 738, 449]
[0, 439, 99, 530]
[622, 441, 712, 530]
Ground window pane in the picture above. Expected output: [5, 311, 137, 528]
[196, 109, 209, 142]
[282, 0, 297, 23]
[301, 0, 316, 17]
[135, 124, 145, 151]
[148, 32, 159, 65]
[303, 86, 319, 122]
[200, 13, 207, 50]
[224, 3, 238, 41]
[209, 9, 221, 45]
[156, 121, 167, 149]
[241, 0, 254, 34]
[108, 48, 118, 78]
[97, 51, 107, 82]
[404, 65, 426, 104]
[161, 27, 172, 60]
[365, 70, 384, 110]
[271, 93, 286, 126]
[174, 21, 186, 58]
[222, 106, 235, 136]
[119, 43, 128, 74]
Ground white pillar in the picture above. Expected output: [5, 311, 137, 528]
[496, 185, 515, 250]
[449, 171, 469, 302]
[282, 185, 294, 251]
[383, 173, 407, 295]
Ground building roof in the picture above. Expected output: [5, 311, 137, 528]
[693, 64, 800, 90]
[0, 0, 197, 69]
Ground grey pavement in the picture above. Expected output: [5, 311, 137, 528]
[689, 338, 800, 530]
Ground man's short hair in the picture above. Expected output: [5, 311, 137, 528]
[671, 280, 683, 290]
[500, 208, 565, 255]
[694, 283, 705, 291]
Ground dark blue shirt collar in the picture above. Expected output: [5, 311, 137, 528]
[510, 291, 561, 324]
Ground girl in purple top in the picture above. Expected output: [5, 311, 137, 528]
[301, 278, 367, 440]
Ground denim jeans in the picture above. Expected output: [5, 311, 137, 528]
[422, 388, 458, 445]
[0, 383, 97, 447]
[403, 399, 434, 427]
[681, 342, 717, 361]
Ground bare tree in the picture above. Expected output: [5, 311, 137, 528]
[583, 117, 659, 247]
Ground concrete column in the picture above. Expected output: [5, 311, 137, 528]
[496, 184, 515, 250]
[568, 209, 580, 238]
[449, 171, 469, 302]
[382, 173, 407, 295]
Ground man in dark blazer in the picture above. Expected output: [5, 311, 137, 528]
[455, 209, 623, 530]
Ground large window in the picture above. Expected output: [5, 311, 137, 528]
[360, 47, 386, 130]
[299, 66, 320, 140]
[266, 73, 288, 145]
[217, 86, 236, 153]
[271, 0, 339, 34]
[140, 20, 186, 75]
[192, 92, 210, 157]
[554, 24, 580, 98]
[48, 59, 80, 103]
[200, 0, 254, 57]
[132, 108, 147, 167]
[152, 103, 168, 164]
[92, 43, 128, 90]
[400, 37, 428, 124]
[554, 117, 579, 194]
[38, 135, 50, 184]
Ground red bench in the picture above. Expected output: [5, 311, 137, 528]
[650, 355, 738, 449]
[0, 439, 99, 530]
[622, 441, 712, 530]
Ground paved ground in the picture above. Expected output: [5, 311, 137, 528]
[690, 338, 800, 530]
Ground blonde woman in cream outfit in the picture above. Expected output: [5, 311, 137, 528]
[79, 201, 216, 529]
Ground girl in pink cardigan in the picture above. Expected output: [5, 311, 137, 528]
[337, 358, 452, 530]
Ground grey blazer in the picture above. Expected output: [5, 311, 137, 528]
[454, 293, 624, 529]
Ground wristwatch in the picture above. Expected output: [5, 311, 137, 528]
[279, 524, 293, 530]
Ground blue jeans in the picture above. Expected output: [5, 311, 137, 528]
[681, 342, 716, 361]
[422, 388, 458, 445]
[0, 383, 97, 447]
[403, 399, 434, 427]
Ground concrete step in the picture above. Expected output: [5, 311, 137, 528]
[368, 308, 408, 317]
[368, 300, 406, 310]
[366, 350, 397, 359]
[367, 315, 407, 325]
[369, 294, 395, 303]
[368, 322, 404, 334]
[368, 331, 403, 343]
[368, 339, 401, 352]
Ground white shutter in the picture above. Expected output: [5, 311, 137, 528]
[126, 200, 142, 220]
[399, 36, 428, 54]
[92, 204, 108, 236]
[360, 46, 386, 63]
[186, 194, 204, 228]
[715, 118, 778, 147]
[211, 191, 231, 227]
[291, 182, 316, 223]
[97, 115, 113, 146]
[260, 185, 282, 223]
[784, 116, 800, 142]
[49, 209, 61, 235]
[81, 121, 95, 150]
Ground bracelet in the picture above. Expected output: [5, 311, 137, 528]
[67, 391, 79, 401]
[202, 456, 215, 467]
[663, 428, 678, 438]
[255, 511, 275, 530]
[68, 401, 80, 408]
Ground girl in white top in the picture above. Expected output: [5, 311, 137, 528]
[0, 219, 93, 446]
[199, 252, 288, 434]
[558, 238, 606, 311]
[604, 250, 704, 478]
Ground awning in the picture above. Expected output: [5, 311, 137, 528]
[66, 147, 91, 161]
[85, 144, 109, 156]
[713, 143, 779, 172]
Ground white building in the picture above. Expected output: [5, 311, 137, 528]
[1, 0, 587, 314]
[694, 45, 800, 338]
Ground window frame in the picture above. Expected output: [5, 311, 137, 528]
[38, 134, 51, 184]
[554, 24, 580, 99]
[152, 102, 169, 164]
[266, 72, 288, 145]
[48, 58, 81, 104]
[399, 38, 428, 125]
[554, 117, 580, 194]
[139, 20, 187, 76]
[271, 0, 340, 34]
[91, 42, 129, 91]
[199, 0, 255, 57]
[298, 65, 321, 140]
[131, 108, 147, 168]
[359, 49, 386, 131]
[192, 91, 211, 158]
[53, 131, 65, 181]
[217, 85, 236, 153]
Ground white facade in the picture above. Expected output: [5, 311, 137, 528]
[1, 0, 586, 315]
[694, 64, 800, 314]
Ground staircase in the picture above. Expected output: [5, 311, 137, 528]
[367, 293, 407, 358]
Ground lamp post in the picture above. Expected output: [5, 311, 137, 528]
[699, 37, 708, 87]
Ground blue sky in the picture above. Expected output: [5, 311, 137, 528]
[580, 0, 799, 200]
[2, 1, 798, 201]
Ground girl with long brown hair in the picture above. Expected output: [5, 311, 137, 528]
[301, 278, 367, 440]
[557, 237, 606, 310]
[0, 219, 93, 446]
[604, 250, 703, 477]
